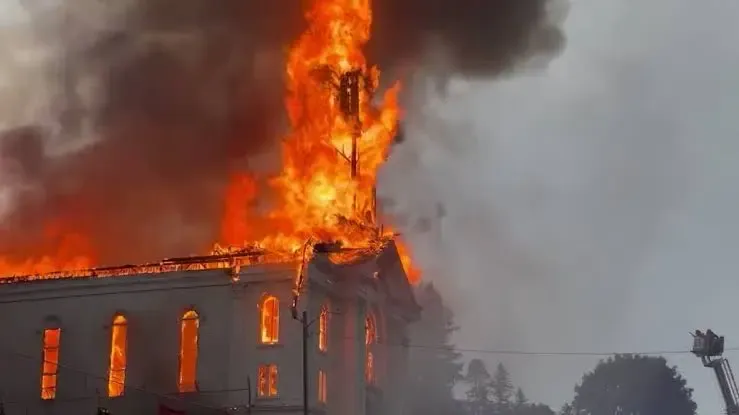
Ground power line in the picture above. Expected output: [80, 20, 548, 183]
[1, 334, 730, 412]
[402, 343, 739, 357]
[0, 347, 232, 413]
[331, 332, 739, 357]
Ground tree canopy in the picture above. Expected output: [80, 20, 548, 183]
[465, 358, 493, 414]
[491, 362, 514, 407]
[406, 283, 559, 415]
[463, 358, 555, 415]
[571, 354, 697, 415]
[407, 283, 463, 415]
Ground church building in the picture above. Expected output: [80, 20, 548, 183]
[0, 241, 419, 415]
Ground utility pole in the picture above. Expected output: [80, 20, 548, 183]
[292, 243, 312, 415]
[291, 243, 341, 415]
[292, 308, 312, 415]
[302, 310, 309, 415]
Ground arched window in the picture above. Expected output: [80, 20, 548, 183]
[108, 315, 128, 397]
[318, 369, 327, 403]
[365, 352, 375, 384]
[318, 304, 329, 352]
[365, 314, 376, 345]
[365, 314, 376, 384]
[260, 295, 279, 344]
[257, 364, 279, 397]
[179, 310, 199, 392]
[40, 328, 61, 400]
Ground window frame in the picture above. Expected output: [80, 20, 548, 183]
[365, 351, 376, 384]
[178, 309, 200, 393]
[318, 369, 327, 404]
[107, 314, 128, 398]
[257, 363, 279, 398]
[40, 327, 61, 400]
[259, 295, 280, 345]
[318, 304, 329, 353]
[365, 313, 377, 385]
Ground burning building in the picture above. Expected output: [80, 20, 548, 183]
[0, 240, 419, 415]
[0, 0, 423, 414]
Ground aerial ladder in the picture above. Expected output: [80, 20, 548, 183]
[692, 329, 739, 415]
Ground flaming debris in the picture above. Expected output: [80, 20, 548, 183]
[0, 0, 420, 284]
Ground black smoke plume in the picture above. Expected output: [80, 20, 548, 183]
[0, 0, 565, 266]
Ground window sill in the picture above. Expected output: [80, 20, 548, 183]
[176, 385, 200, 395]
[256, 395, 280, 401]
[257, 343, 284, 349]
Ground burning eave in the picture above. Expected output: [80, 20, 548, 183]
[0, 239, 398, 285]
[0, 249, 265, 284]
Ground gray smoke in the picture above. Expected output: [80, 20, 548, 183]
[380, 0, 739, 411]
[0, 0, 565, 265]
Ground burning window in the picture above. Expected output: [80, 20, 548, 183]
[178, 310, 199, 393]
[107, 315, 127, 397]
[318, 304, 329, 352]
[365, 314, 376, 345]
[365, 352, 375, 384]
[257, 364, 278, 397]
[40, 328, 60, 400]
[318, 369, 327, 403]
[260, 295, 279, 344]
[365, 314, 376, 384]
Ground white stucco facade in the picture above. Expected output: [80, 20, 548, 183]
[0, 242, 419, 415]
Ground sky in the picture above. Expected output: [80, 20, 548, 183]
[379, 0, 739, 413]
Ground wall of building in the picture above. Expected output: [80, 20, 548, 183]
[227, 264, 304, 412]
[0, 270, 236, 415]
[0, 249, 418, 415]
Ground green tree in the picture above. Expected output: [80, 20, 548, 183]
[407, 283, 463, 415]
[572, 354, 697, 415]
[514, 388, 528, 409]
[508, 386, 556, 415]
[465, 358, 493, 415]
[491, 362, 514, 414]
[558, 403, 574, 415]
[518, 404, 556, 415]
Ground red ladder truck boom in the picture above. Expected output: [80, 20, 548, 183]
[692, 329, 739, 415]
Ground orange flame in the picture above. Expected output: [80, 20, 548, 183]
[219, 0, 404, 255]
[265, 0, 400, 247]
[220, 173, 258, 247]
[0, 0, 422, 285]
[394, 236, 421, 284]
[0, 218, 94, 277]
